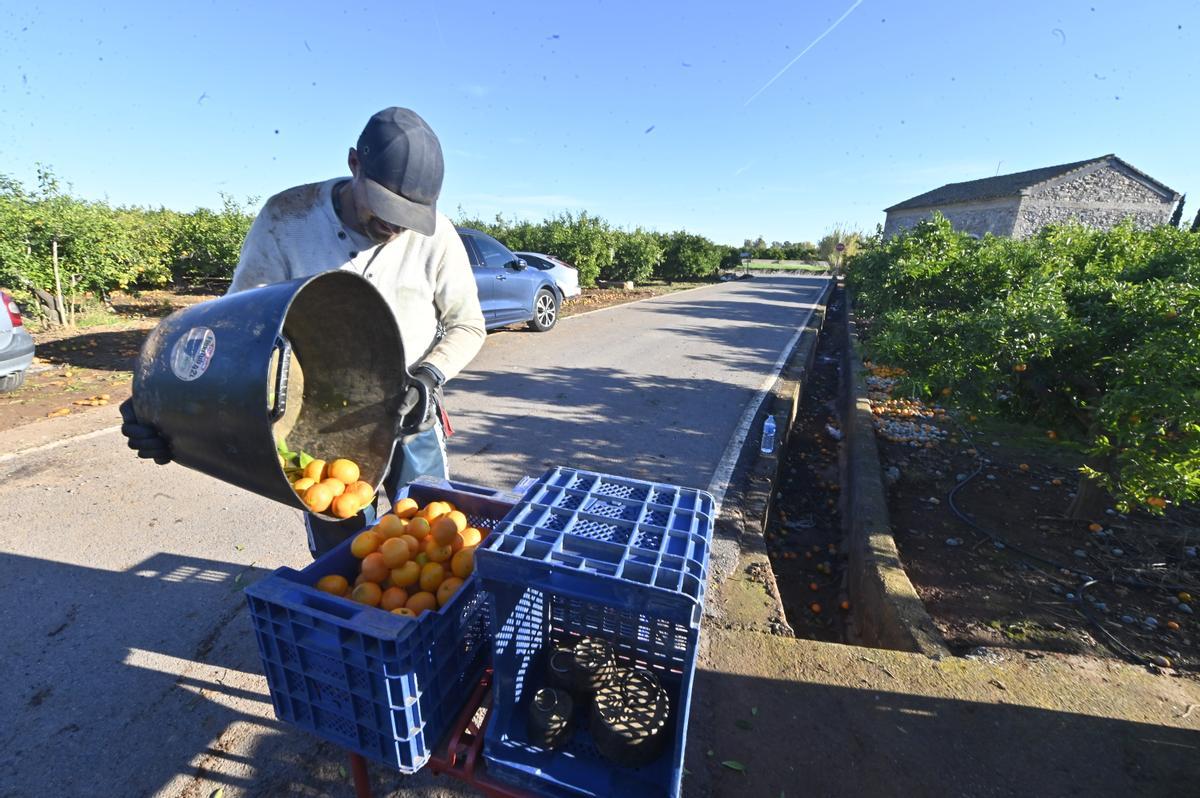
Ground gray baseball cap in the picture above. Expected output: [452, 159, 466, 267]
[356, 107, 444, 236]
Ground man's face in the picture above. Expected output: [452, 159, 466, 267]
[350, 179, 404, 244]
[347, 148, 405, 244]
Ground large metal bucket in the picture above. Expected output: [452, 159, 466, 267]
[132, 271, 406, 518]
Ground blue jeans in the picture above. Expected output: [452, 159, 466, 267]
[304, 423, 447, 558]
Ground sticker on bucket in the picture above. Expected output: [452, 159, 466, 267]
[170, 327, 216, 382]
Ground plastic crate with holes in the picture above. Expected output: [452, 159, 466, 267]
[475, 467, 715, 798]
[244, 477, 522, 773]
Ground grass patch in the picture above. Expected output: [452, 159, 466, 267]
[741, 259, 828, 272]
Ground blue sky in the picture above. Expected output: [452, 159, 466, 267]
[1, 1, 1196, 245]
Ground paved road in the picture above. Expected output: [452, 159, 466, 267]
[0, 274, 828, 797]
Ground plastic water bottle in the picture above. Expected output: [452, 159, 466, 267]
[760, 415, 777, 454]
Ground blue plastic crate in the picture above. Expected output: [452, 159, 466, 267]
[475, 467, 714, 798]
[244, 477, 521, 773]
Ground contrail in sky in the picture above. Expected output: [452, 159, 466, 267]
[744, 0, 865, 106]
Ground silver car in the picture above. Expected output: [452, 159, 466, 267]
[0, 290, 34, 392]
[515, 252, 582, 299]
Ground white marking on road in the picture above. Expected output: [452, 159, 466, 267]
[0, 423, 121, 465]
[705, 282, 828, 513]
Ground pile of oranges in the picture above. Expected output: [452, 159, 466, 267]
[315, 496, 482, 618]
[289, 458, 374, 519]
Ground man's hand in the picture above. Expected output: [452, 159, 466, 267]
[395, 364, 444, 441]
[119, 399, 172, 465]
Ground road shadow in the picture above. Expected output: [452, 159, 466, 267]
[682, 664, 1197, 797]
[31, 327, 148, 371]
[448, 364, 751, 491]
[237, 647, 1198, 797]
[0, 550, 278, 796]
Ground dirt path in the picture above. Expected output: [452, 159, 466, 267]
[863, 363, 1200, 674]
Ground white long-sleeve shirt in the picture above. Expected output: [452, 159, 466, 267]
[228, 178, 485, 381]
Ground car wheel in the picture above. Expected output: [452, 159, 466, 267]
[528, 288, 559, 332]
[0, 369, 26, 393]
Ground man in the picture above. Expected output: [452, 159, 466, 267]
[121, 107, 485, 556]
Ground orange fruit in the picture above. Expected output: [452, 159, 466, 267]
[375, 514, 406, 539]
[320, 477, 347, 497]
[293, 477, 316, 494]
[406, 516, 431, 540]
[419, 562, 446, 592]
[331, 491, 365, 519]
[393, 497, 420, 518]
[351, 582, 382, 607]
[380, 586, 410, 611]
[450, 547, 475, 579]
[327, 459, 360, 484]
[422, 501, 452, 522]
[399, 534, 421, 558]
[1046, 430, 1058, 440]
[437, 577, 464, 607]
[354, 573, 367, 586]
[391, 607, 417, 618]
[380, 537, 411, 568]
[431, 511, 467, 546]
[303, 459, 327, 481]
[391, 561, 421, 588]
[810, 603, 822, 614]
[1018, 463, 1030, 472]
[1088, 523, 1103, 533]
[1147, 496, 1167, 509]
[405, 591, 438, 616]
[361, 552, 389, 583]
[303, 483, 335, 514]
[316, 574, 349, 595]
[347, 480, 375, 500]
[456, 527, 483, 551]
[1167, 620, 1181, 631]
[809, 582, 819, 592]
[840, 600, 851, 611]
[350, 531, 383, 559]
[424, 537, 453, 564]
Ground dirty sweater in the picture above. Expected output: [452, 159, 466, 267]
[228, 178, 484, 381]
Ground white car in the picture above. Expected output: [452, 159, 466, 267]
[0, 290, 35, 392]
[515, 252, 581, 299]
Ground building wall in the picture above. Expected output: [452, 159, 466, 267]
[883, 198, 1020, 239]
[1013, 164, 1176, 238]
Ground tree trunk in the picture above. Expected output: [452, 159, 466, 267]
[1067, 455, 1114, 520]
[30, 286, 58, 323]
[51, 239, 68, 326]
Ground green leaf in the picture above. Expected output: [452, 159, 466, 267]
[276, 436, 289, 455]
[750, 706, 758, 716]
[209, 789, 224, 798]
[721, 760, 747, 773]
[735, 719, 753, 730]
[298, 451, 314, 468]
[338, 765, 348, 780]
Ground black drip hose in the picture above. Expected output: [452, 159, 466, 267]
[943, 415, 1190, 668]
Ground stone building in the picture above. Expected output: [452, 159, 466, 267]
[883, 155, 1181, 239]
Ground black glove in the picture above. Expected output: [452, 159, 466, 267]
[120, 398, 172, 465]
[395, 364, 444, 442]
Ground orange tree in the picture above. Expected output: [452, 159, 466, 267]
[848, 213, 1200, 518]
